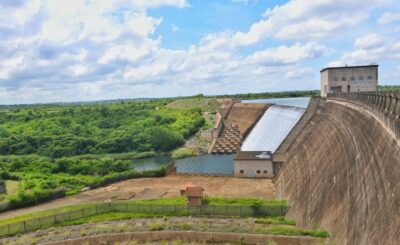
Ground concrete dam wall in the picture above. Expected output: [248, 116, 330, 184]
[275, 98, 400, 244]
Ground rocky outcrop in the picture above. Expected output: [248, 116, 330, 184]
[276, 99, 400, 245]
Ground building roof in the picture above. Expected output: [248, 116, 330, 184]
[185, 187, 204, 197]
[320, 64, 378, 73]
[235, 151, 272, 161]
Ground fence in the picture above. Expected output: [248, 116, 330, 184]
[327, 91, 400, 140]
[0, 202, 288, 238]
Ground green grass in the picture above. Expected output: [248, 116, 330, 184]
[58, 212, 163, 226]
[171, 147, 196, 159]
[256, 226, 329, 238]
[204, 197, 287, 206]
[0, 197, 286, 226]
[167, 98, 218, 112]
[255, 216, 296, 225]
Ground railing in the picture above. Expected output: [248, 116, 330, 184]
[327, 91, 400, 139]
[0, 202, 288, 238]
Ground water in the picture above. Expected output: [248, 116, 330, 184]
[174, 154, 234, 175]
[244, 97, 311, 108]
[241, 105, 306, 153]
[130, 155, 171, 172]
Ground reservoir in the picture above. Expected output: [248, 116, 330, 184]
[244, 97, 311, 108]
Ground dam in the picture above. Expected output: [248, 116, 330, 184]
[202, 92, 399, 244]
[275, 93, 400, 245]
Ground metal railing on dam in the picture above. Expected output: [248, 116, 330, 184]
[328, 91, 400, 140]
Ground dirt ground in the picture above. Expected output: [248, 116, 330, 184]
[0, 176, 274, 221]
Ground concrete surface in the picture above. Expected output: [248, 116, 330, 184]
[276, 99, 400, 245]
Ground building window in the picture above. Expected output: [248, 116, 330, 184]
[240, 170, 244, 174]
[263, 170, 268, 174]
[350, 77, 355, 81]
[367, 75, 373, 80]
[333, 76, 338, 81]
[358, 76, 364, 80]
[342, 77, 347, 81]
[256, 170, 261, 174]
[330, 86, 342, 93]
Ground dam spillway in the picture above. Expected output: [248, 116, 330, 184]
[241, 105, 306, 152]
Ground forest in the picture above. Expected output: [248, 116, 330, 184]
[0, 99, 205, 210]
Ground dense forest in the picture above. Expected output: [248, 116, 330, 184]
[0, 99, 205, 209]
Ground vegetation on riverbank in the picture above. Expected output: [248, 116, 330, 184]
[171, 147, 196, 159]
[0, 99, 205, 211]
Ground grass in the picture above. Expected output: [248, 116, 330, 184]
[255, 216, 296, 226]
[171, 147, 196, 159]
[58, 212, 164, 226]
[203, 197, 287, 206]
[256, 226, 329, 238]
[0, 197, 286, 226]
[167, 98, 218, 112]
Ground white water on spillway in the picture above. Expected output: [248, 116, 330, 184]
[241, 105, 306, 152]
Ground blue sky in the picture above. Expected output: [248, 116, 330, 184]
[0, 0, 400, 104]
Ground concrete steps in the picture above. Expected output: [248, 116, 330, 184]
[211, 123, 242, 153]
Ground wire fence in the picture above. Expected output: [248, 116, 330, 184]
[0, 202, 288, 238]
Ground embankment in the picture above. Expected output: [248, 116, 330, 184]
[276, 99, 400, 245]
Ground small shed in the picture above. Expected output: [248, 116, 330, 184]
[184, 186, 204, 206]
[234, 151, 274, 178]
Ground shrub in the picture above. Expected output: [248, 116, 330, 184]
[172, 148, 196, 159]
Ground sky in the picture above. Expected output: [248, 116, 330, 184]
[1, 0, 400, 104]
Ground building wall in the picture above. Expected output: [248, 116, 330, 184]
[320, 66, 378, 97]
[234, 160, 274, 178]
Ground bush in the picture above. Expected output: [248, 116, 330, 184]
[172, 148, 196, 159]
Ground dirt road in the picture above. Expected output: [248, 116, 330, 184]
[0, 176, 274, 220]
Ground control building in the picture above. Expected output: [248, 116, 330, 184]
[320, 65, 378, 97]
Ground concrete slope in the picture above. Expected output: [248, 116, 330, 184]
[226, 103, 269, 136]
[276, 100, 400, 245]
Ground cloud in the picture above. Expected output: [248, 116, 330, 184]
[232, 0, 384, 45]
[378, 12, 400, 25]
[0, 0, 398, 104]
[354, 34, 383, 49]
[245, 42, 332, 66]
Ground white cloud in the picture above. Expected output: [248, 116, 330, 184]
[246, 42, 332, 66]
[354, 34, 383, 49]
[285, 67, 313, 79]
[232, 0, 384, 45]
[378, 12, 400, 25]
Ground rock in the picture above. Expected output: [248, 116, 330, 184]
[81, 187, 90, 192]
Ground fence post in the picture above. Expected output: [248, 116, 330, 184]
[23, 221, 27, 233]
[125, 202, 128, 211]
[54, 215, 57, 224]
[68, 211, 71, 221]
[7, 224, 10, 236]
[82, 208, 85, 217]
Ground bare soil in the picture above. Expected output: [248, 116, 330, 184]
[0, 176, 274, 221]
